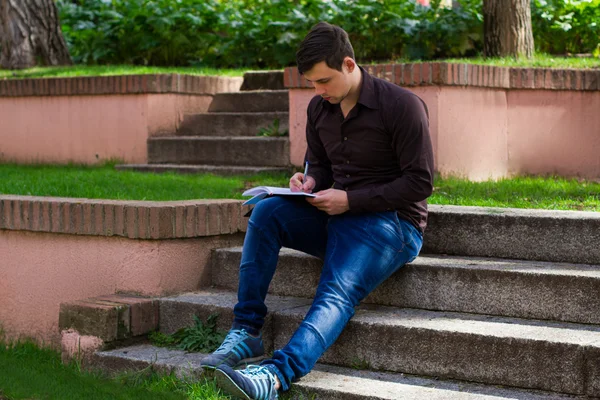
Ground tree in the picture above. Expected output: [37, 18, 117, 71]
[0, 0, 72, 69]
[483, 0, 535, 58]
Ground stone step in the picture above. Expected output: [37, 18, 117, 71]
[177, 112, 289, 137]
[211, 247, 600, 325]
[93, 344, 577, 399]
[115, 163, 292, 176]
[240, 71, 285, 91]
[147, 136, 290, 167]
[157, 289, 600, 397]
[424, 205, 600, 265]
[208, 90, 289, 113]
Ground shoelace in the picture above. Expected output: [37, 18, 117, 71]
[240, 365, 278, 398]
[214, 329, 248, 354]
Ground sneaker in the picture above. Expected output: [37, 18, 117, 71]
[200, 329, 264, 370]
[215, 364, 278, 400]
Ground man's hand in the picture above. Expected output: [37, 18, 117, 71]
[290, 172, 316, 193]
[306, 189, 349, 215]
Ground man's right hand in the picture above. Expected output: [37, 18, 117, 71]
[290, 173, 316, 193]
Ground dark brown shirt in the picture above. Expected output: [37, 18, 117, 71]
[305, 67, 434, 232]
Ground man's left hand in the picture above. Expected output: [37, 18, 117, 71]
[306, 189, 350, 215]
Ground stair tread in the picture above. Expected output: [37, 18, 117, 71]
[161, 289, 600, 346]
[216, 247, 600, 277]
[95, 344, 578, 399]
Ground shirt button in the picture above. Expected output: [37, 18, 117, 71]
[346, 174, 350, 178]
[346, 160, 350, 164]
[344, 137, 348, 141]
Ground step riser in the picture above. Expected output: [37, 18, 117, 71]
[157, 294, 600, 396]
[240, 71, 285, 91]
[208, 91, 289, 112]
[178, 113, 289, 136]
[115, 164, 292, 176]
[424, 207, 600, 265]
[212, 250, 600, 325]
[148, 138, 289, 166]
[273, 310, 590, 396]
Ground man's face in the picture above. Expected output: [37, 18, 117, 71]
[303, 60, 353, 104]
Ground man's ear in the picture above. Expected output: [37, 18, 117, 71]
[343, 57, 356, 73]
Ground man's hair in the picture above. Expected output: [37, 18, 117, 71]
[296, 22, 355, 75]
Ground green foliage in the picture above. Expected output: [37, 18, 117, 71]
[258, 118, 288, 137]
[57, 0, 483, 67]
[532, 0, 600, 56]
[149, 315, 227, 353]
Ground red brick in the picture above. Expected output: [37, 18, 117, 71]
[383, 64, 393, 83]
[137, 206, 150, 239]
[22, 200, 33, 230]
[80, 203, 92, 235]
[206, 203, 220, 235]
[196, 204, 208, 236]
[229, 202, 241, 234]
[402, 65, 412, 86]
[31, 201, 41, 231]
[91, 203, 103, 235]
[175, 205, 185, 237]
[533, 69, 544, 89]
[150, 206, 174, 239]
[1, 199, 10, 229]
[125, 205, 137, 239]
[185, 205, 197, 237]
[393, 64, 403, 85]
[411, 64, 420, 86]
[291, 68, 299, 88]
[583, 70, 599, 91]
[10, 200, 22, 230]
[113, 204, 125, 237]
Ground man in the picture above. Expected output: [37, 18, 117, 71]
[200, 22, 434, 399]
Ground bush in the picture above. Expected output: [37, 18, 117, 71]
[532, 0, 600, 56]
[57, 0, 483, 67]
[57, 0, 598, 68]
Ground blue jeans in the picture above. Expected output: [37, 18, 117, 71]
[232, 196, 423, 390]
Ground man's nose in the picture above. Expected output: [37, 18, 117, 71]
[313, 83, 326, 96]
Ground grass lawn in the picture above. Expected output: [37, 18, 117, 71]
[0, 338, 309, 400]
[0, 54, 598, 80]
[0, 65, 248, 80]
[0, 339, 223, 400]
[0, 163, 599, 211]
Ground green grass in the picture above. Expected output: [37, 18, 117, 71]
[1, 163, 599, 211]
[444, 53, 600, 69]
[0, 65, 249, 80]
[0, 339, 189, 400]
[1, 54, 598, 81]
[0, 162, 290, 201]
[0, 337, 313, 400]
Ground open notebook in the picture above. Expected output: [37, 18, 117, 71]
[242, 186, 316, 205]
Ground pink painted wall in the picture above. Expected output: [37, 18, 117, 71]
[436, 87, 509, 180]
[0, 94, 211, 165]
[0, 230, 243, 347]
[289, 86, 599, 180]
[507, 90, 600, 177]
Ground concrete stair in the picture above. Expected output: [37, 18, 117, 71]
[94, 345, 577, 399]
[117, 71, 292, 176]
[71, 207, 600, 398]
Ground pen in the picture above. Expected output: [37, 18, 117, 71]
[303, 161, 309, 183]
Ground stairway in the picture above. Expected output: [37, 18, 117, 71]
[92, 245, 600, 399]
[117, 71, 293, 176]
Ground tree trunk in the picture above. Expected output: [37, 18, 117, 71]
[0, 0, 72, 69]
[483, 0, 535, 58]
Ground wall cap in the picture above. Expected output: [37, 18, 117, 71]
[0, 74, 243, 97]
[0, 195, 249, 239]
[284, 63, 600, 91]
